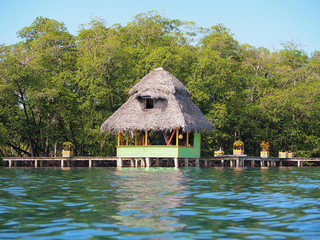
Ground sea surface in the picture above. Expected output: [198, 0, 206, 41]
[0, 167, 320, 239]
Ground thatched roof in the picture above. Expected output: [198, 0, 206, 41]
[101, 68, 214, 134]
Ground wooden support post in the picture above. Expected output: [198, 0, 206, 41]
[146, 158, 150, 168]
[141, 158, 145, 167]
[135, 130, 137, 146]
[176, 128, 179, 146]
[236, 159, 239, 168]
[186, 130, 189, 146]
[279, 160, 283, 166]
[251, 160, 255, 167]
[35, 160, 38, 168]
[174, 158, 178, 168]
[126, 130, 129, 146]
[297, 160, 301, 167]
[61, 160, 64, 168]
[221, 159, 224, 167]
[167, 128, 176, 146]
[130, 159, 134, 167]
[230, 160, 233, 167]
[195, 158, 200, 167]
[204, 160, 208, 167]
[89, 159, 92, 168]
[120, 132, 123, 146]
[185, 158, 189, 167]
[260, 160, 263, 167]
[117, 158, 122, 168]
[267, 161, 270, 167]
[135, 158, 139, 167]
[155, 159, 160, 167]
[145, 130, 148, 146]
[8, 160, 12, 168]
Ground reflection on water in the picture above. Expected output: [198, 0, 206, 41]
[113, 168, 188, 232]
[0, 167, 320, 239]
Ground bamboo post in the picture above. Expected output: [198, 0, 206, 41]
[120, 132, 123, 146]
[126, 130, 129, 146]
[135, 130, 137, 146]
[167, 129, 176, 146]
[145, 130, 148, 146]
[186, 130, 189, 146]
[176, 128, 179, 146]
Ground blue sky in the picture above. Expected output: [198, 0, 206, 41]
[1, 0, 319, 55]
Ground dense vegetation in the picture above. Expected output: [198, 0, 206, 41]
[1, 11, 320, 158]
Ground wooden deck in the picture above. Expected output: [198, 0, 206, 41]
[2, 155, 320, 168]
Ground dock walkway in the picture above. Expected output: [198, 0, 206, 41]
[3, 155, 320, 168]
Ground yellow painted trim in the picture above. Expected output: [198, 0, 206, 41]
[117, 133, 120, 146]
[145, 130, 148, 146]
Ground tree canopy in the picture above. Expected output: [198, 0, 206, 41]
[1, 12, 319, 157]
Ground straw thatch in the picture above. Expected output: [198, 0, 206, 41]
[100, 68, 214, 134]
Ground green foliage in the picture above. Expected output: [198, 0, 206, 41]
[0, 12, 320, 157]
[0, 153, 3, 166]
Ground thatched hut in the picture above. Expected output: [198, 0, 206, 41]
[101, 67, 214, 167]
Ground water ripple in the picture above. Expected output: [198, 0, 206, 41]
[0, 167, 320, 239]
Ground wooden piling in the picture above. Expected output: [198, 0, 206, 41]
[146, 158, 150, 168]
[174, 158, 178, 168]
[117, 158, 122, 168]
[195, 158, 199, 167]
[185, 158, 189, 167]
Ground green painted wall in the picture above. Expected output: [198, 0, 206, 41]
[117, 133, 201, 158]
[118, 146, 178, 158]
[178, 133, 200, 158]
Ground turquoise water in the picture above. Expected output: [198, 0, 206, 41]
[0, 167, 320, 239]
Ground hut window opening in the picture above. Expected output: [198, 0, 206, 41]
[145, 98, 154, 109]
